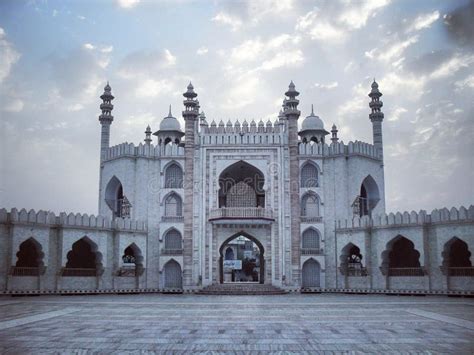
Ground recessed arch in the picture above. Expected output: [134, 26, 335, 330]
[442, 237, 472, 276]
[359, 175, 380, 217]
[301, 227, 320, 249]
[64, 236, 103, 276]
[162, 191, 183, 217]
[15, 237, 44, 268]
[339, 243, 365, 276]
[218, 161, 265, 208]
[300, 161, 319, 188]
[122, 243, 144, 268]
[301, 191, 321, 218]
[302, 258, 321, 288]
[163, 259, 182, 289]
[164, 161, 183, 188]
[105, 176, 124, 217]
[381, 235, 423, 276]
[219, 231, 265, 284]
[163, 228, 183, 250]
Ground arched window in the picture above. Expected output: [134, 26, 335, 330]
[301, 193, 320, 218]
[122, 246, 136, 264]
[359, 175, 380, 217]
[105, 176, 130, 218]
[64, 237, 102, 276]
[225, 247, 235, 260]
[382, 236, 423, 276]
[164, 229, 182, 250]
[163, 260, 182, 289]
[164, 163, 183, 188]
[301, 163, 318, 187]
[340, 243, 366, 276]
[13, 238, 44, 276]
[164, 193, 182, 217]
[302, 259, 320, 288]
[442, 237, 473, 276]
[302, 228, 320, 250]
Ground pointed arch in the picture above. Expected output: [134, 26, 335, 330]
[301, 191, 321, 218]
[442, 237, 472, 276]
[105, 176, 124, 217]
[225, 247, 235, 260]
[218, 160, 265, 208]
[163, 192, 182, 217]
[15, 237, 44, 268]
[359, 175, 380, 217]
[381, 235, 423, 276]
[122, 243, 144, 267]
[339, 243, 366, 276]
[163, 228, 183, 250]
[164, 161, 183, 188]
[163, 259, 182, 289]
[64, 236, 103, 276]
[300, 161, 319, 188]
[301, 227, 320, 250]
[302, 258, 321, 288]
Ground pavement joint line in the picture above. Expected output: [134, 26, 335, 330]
[406, 308, 474, 330]
[0, 308, 79, 331]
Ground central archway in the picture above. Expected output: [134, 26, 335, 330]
[219, 232, 265, 284]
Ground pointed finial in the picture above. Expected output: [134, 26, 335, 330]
[168, 104, 172, 117]
[311, 104, 314, 116]
[187, 82, 193, 90]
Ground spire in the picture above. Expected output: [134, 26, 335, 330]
[168, 104, 172, 117]
[311, 104, 315, 116]
[368, 80, 384, 160]
[144, 125, 152, 145]
[183, 82, 199, 117]
[331, 124, 339, 143]
[284, 81, 300, 114]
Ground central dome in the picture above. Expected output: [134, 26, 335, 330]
[301, 105, 325, 131]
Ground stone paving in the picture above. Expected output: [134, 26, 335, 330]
[0, 294, 473, 354]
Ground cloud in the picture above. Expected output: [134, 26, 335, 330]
[387, 106, 407, 122]
[406, 10, 440, 32]
[2, 98, 24, 112]
[117, 0, 140, 9]
[429, 53, 474, 80]
[314, 81, 338, 90]
[366, 35, 419, 63]
[444, 1, 474, 47]
[134, 79, 171, 99]
[196, 47, 208, 55]
[0, 27, 21, 84]
[338, 0, 391, 30]
[212, 12, 242, 32]
[296, 10, 345, 42]
[455, 74, 474, 90]
[118, 49, 177, 79]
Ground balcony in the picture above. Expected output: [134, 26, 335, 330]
[61, 268, 100, 277]
[209, 207, 274, 223]
[161, 216, 184, 223]
[301, 248, 324, 255]
[161, 248, 183, 255]
[10, 266, 44, 276]
[386, 267, 425, 277]
[300, 216, 323, 223]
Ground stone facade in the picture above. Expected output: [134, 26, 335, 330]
[0, 81, 473, 293]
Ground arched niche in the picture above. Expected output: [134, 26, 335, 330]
[442, 237, 472, 276]
[218, 161, 265, 208]
[359, 175, 380, 217]
[164, 162, 183, 188]
[64, 237, 103, 276]
[339, 243, 366, 276]
[105, 176, 124, 217]
[300, 161, 319, 188]
[381, 235, 423, 276]
[163, 259, 182, 289]
[302, 258, 321, 288]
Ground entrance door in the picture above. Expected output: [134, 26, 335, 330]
[302, 259, 320, 288]
[219, 233, 264, 284]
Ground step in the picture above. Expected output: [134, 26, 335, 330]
[198, 283, 287, 295]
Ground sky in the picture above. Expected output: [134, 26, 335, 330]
[0, 0, 473, 216]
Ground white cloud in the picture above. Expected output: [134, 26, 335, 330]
[387, 106, 407, 122]
[0, 27, 21, 84]
[197, 47, 208, 55]
[296, 10, 345, 42]
[83, 43, 95, 50]
[314, 81, 339, 90]
[3, 98, 24, 112]
[365, 36, 418, 65]
[164, 49, 176, 66]
[429, 53, 474, 80]
[117, 0, 140, 9]
[407, 10, 440, 32]
[135, 79, 170, 98]
[212, 12, 242, 32]
[260, 49, 304, 71]
[338, 0, 391, 30]
[77, 15, 86, 20]
[455, 75, 474, 90]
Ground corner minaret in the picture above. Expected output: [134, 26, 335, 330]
[182, 82, 199, 288]
[331, 124, 339, 143]
[283, 81, 301, 285]
[98, 82, 114, 162]
[369, 79, 384, 160]
[144, 125, 152, 145]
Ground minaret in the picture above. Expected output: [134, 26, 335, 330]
[283, 81, 301, 285]
[331, 124, 339, 143]
[182, 82, 199, 288]
[369, 79, 384, 160]
[144, 125, 152, 145]
[98, 82, 114, 162]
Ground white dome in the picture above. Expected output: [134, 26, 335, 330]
[301, 107, 325, 131]
[159, 107, 182, 132]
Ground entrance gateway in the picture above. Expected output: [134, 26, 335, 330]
[219, 232, 265, 284]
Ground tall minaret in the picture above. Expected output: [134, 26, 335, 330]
[98, 82, 114, 162]
[369, 80, 384, 160]
[182, 82, 199, 287]
[284, 81, 301, 285]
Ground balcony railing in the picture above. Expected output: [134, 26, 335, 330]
[301, 216, 323, 223]
[10, 267, 42, 276]
[448, 267, 474, 276]
[61, 268, 97, 277]
[209, 207, 274, 221]
[161, 248, 183, 255]
[387, 267, 425, 276]
[161, 216, 184, 222]
[301, 248, 323, 255]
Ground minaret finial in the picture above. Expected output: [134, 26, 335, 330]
[311, 104, 314, 115]
[331, 123, 338, 144]
[168, 104, 172, 117]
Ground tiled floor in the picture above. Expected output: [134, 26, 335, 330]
[0, 294, 473, 353]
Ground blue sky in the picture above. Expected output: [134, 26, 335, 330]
[0, 0, 473, 215]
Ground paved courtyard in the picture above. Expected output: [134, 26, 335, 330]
[0, 293, 473, 354]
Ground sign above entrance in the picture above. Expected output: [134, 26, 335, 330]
[223, 260, 242, 270]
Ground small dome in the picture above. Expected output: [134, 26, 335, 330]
[159, 106, 182, 132]
[301, 105, 325, 131]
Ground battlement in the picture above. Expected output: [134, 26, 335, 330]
[0, 208, 147, 232]
[104, 142, 184, 161]
[336, 205, 474, 230]
[299, 140, 380, 159]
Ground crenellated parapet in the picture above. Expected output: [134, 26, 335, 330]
[104, 142, 184, 161]
[0, 208, 147, 232]
[298, 140, 380, 160]
[336, 205, 474, 230]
